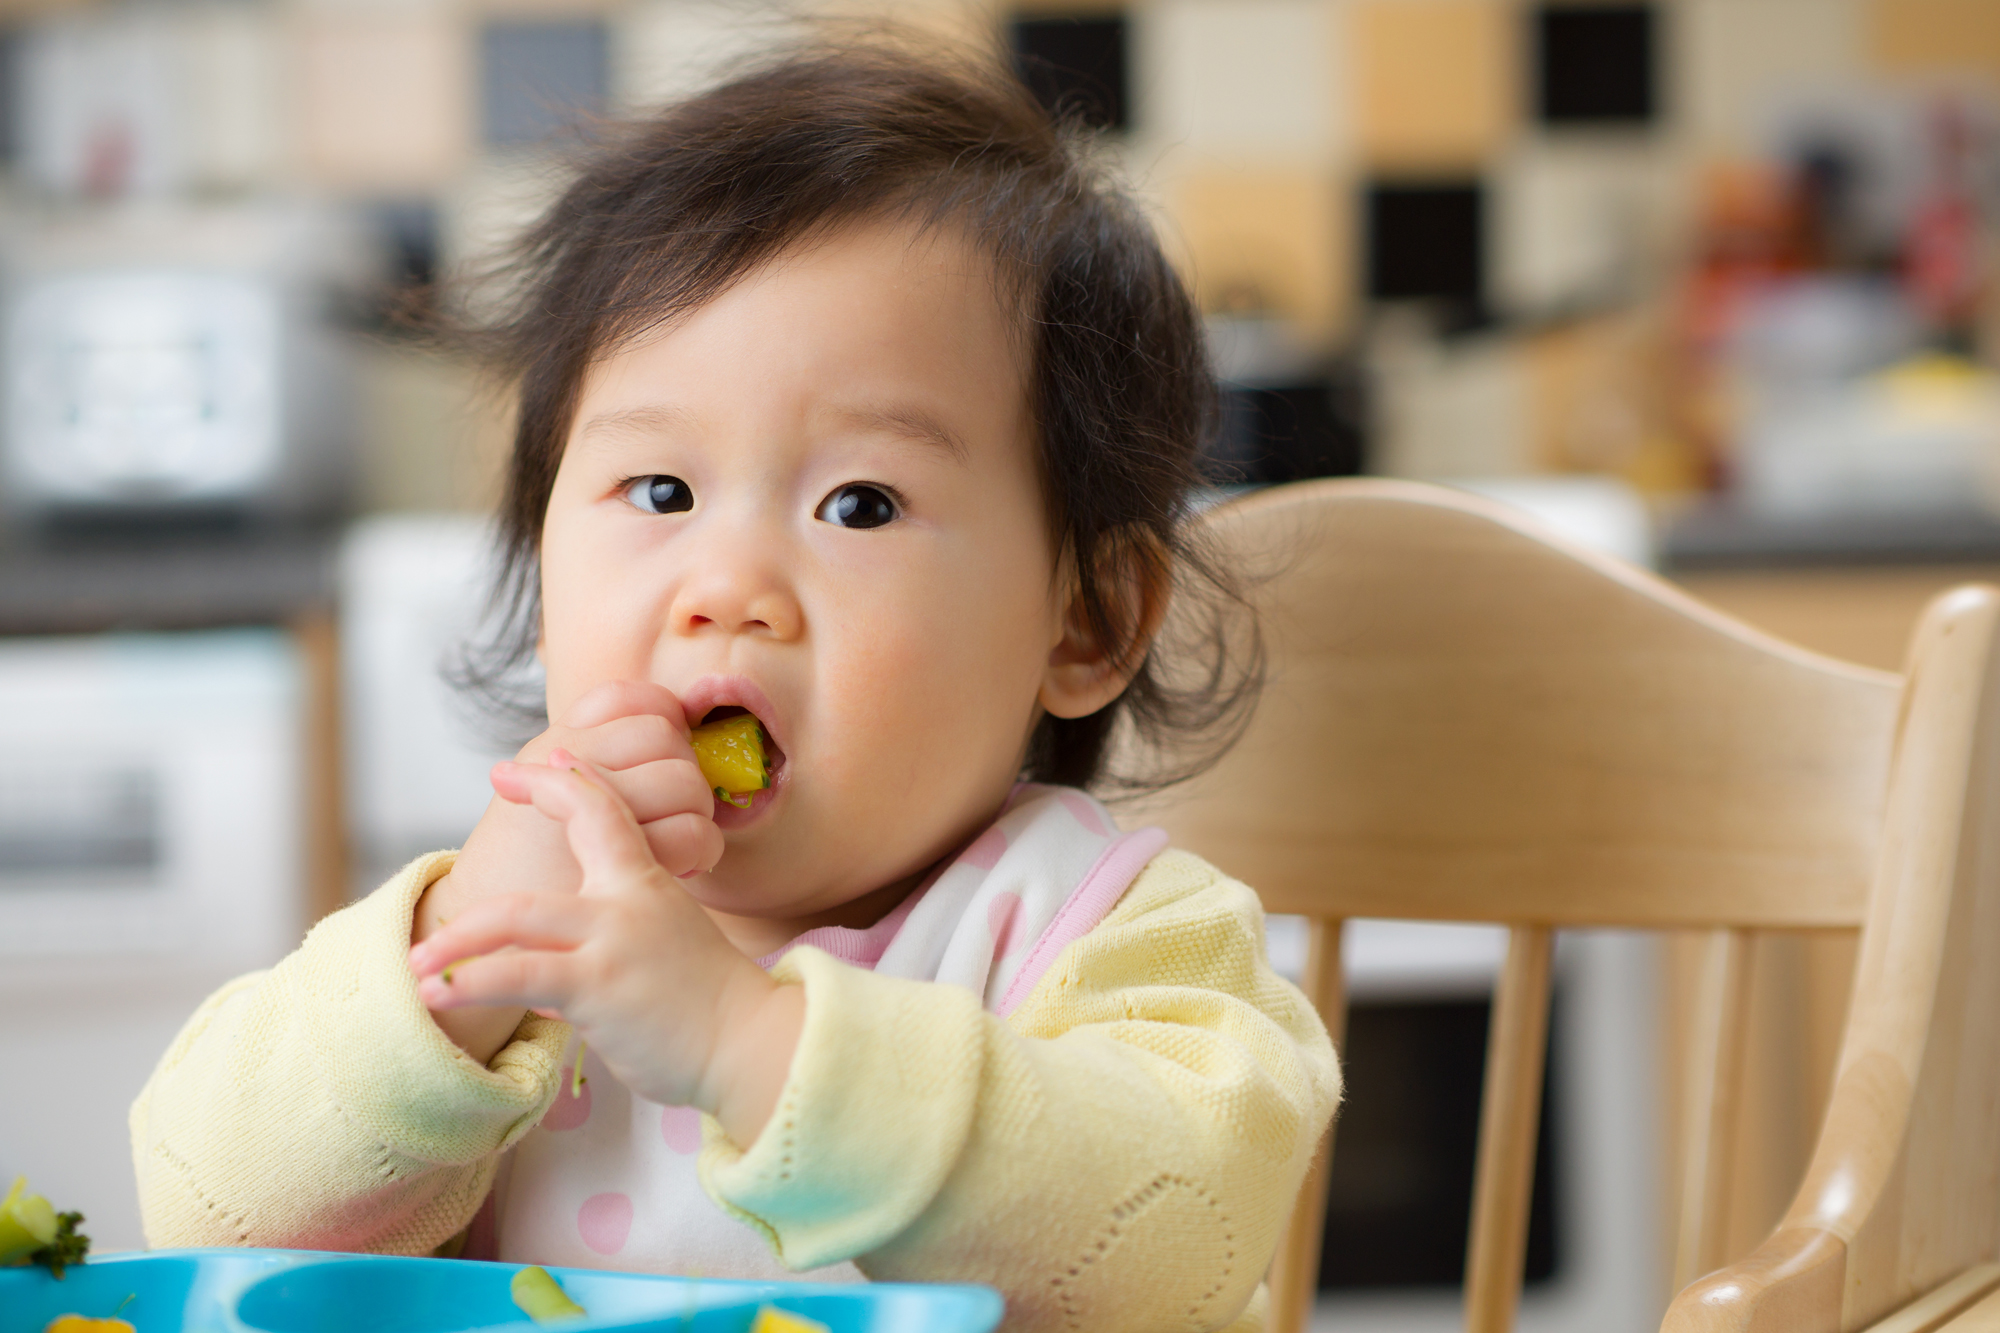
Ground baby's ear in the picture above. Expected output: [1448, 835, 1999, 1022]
[1039, 528, 1171, 720]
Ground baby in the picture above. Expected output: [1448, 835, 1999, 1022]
[131, 44, 1338, 1332]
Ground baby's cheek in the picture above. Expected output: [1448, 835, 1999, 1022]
[825, 639, 956, 802]
[815, 634, 1021, 854]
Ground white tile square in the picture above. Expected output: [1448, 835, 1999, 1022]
[613, 1, 795, 112]
[1143, 0, 1340, 160]
[1679, 0, 1865, 152]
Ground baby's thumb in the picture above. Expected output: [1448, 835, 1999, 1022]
[490, 750, 659, 891]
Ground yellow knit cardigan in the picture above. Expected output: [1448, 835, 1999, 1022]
[130, 847, 1339, 1332]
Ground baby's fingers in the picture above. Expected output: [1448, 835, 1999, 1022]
[491, 750, 665, 893]
[408, 891, 591, 981]
[416, 946, 577, 1014]
[645, 810, 725, 879]
[560, 680, 690, 734]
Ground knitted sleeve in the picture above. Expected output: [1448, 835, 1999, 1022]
[700, 849, 1340, 1333]
[128, 851, 571, 1253]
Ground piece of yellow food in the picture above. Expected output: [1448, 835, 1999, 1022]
[510, 1265, 587, 1324]
[1, 1176, 57, 1265]
[750, 1307, 830, 1333]
[44, 1318, 133, 1333]
[690, 713, 769, 808]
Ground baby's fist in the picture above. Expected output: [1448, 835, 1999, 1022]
[526, 681, 723, 879]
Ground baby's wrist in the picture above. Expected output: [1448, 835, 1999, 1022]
[411, 867, 466, 947]
[700, 970, 806, 1149]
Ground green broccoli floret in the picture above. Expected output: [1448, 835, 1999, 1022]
[32, 1211, 90, 1278]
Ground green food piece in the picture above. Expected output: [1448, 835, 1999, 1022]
[33, 1213, 89, 1279]
[1, 1176, 57, 1264]
[511, 1265, 587, 1323]
[2, 1177, 88, 1277]
[571, 1044, 587, 1098]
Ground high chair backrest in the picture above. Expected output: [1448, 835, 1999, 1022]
[1132, 480, 2000, 1333]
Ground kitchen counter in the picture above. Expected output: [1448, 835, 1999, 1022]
[0, 518, 339, 636]
[1663, 499, 2000, 572]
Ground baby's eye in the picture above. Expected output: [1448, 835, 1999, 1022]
[816, 483, 898, 529]
[625, 475, 693, 514]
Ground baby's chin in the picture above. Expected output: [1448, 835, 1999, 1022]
[678, 855, 856, 927]
[682, 841, 931, 940]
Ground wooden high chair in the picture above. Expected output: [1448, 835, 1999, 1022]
[1134, 479, 2000, 1333]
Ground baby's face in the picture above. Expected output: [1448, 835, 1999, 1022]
[539, 217, 1061, 933]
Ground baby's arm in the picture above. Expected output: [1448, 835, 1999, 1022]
[129, 852, 569, 1252]
[701, 851, 1340, 1333]
[129, 682, 731, 1252]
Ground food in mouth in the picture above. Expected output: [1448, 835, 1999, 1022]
[690, 711, 771, 809]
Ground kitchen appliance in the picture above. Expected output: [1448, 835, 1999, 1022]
[1262, 921, 1664, 1333]
[0, 629, 307, 1251]
[0, 201, 360, 518]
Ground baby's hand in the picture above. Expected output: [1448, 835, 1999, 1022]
[409, 750, 802, 1143]
[413, 681, 723, 1065]
[514, 681, 725, 879]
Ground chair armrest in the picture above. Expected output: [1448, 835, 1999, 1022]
[1663, 1227, 1844, 1333]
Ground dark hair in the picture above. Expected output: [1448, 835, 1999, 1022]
[452, 37, 1261, 796]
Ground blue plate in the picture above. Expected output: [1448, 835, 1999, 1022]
[0, 1250, 1002, 1333]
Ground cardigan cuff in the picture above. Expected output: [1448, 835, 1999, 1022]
[701, 946, 986, 1269]
[286, 850, 570, 1164]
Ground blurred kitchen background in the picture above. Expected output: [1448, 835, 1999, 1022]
[1, 0, 1996, 1328]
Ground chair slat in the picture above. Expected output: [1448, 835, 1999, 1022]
[1465, 926, 1557, 1333]
[1672, 927, 1756, 1292]
[1269, 917, 1347, 1333]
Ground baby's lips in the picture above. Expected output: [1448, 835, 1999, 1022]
[677, 675, 786, 756]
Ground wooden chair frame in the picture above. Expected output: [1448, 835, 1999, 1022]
[1133, 480, 2000, 1333]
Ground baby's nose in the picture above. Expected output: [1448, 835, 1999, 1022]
[670, 556, 802, 641]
